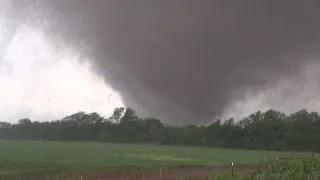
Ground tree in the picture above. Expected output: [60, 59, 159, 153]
[1, 108, 320, 152]
[0, 122, 11, 128]
[109, 107, 125, 123]
[18, 118, 32, 125]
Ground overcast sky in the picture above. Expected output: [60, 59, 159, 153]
[0, 22, 124, 123]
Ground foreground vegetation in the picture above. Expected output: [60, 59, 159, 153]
[214, 155, 320, 180]
[2, 107, 320, 153]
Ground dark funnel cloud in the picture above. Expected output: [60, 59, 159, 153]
[8, 0, 320, 124]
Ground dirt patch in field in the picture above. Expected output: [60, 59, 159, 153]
[89, 164, 259, 180]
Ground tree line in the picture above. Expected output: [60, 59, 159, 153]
[1, 107, 320, 152]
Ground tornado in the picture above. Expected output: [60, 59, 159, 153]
[3, 0, 320, 124]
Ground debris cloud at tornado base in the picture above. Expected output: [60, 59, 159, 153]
[4, 0, 320, 124]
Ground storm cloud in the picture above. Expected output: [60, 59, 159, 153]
[4, 0, 320, 124]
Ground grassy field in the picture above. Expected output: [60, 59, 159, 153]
[0, 140, 310, 176]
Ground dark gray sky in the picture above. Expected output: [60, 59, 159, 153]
[4, 0, 320, 124]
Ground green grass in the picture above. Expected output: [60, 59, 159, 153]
[0, 140, 311, 176]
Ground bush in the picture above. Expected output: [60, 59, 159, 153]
[212, 155, 320, 180]
[254, 155, 320, 180]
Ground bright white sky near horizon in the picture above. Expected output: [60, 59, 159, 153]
[0, 20, 124, 123]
